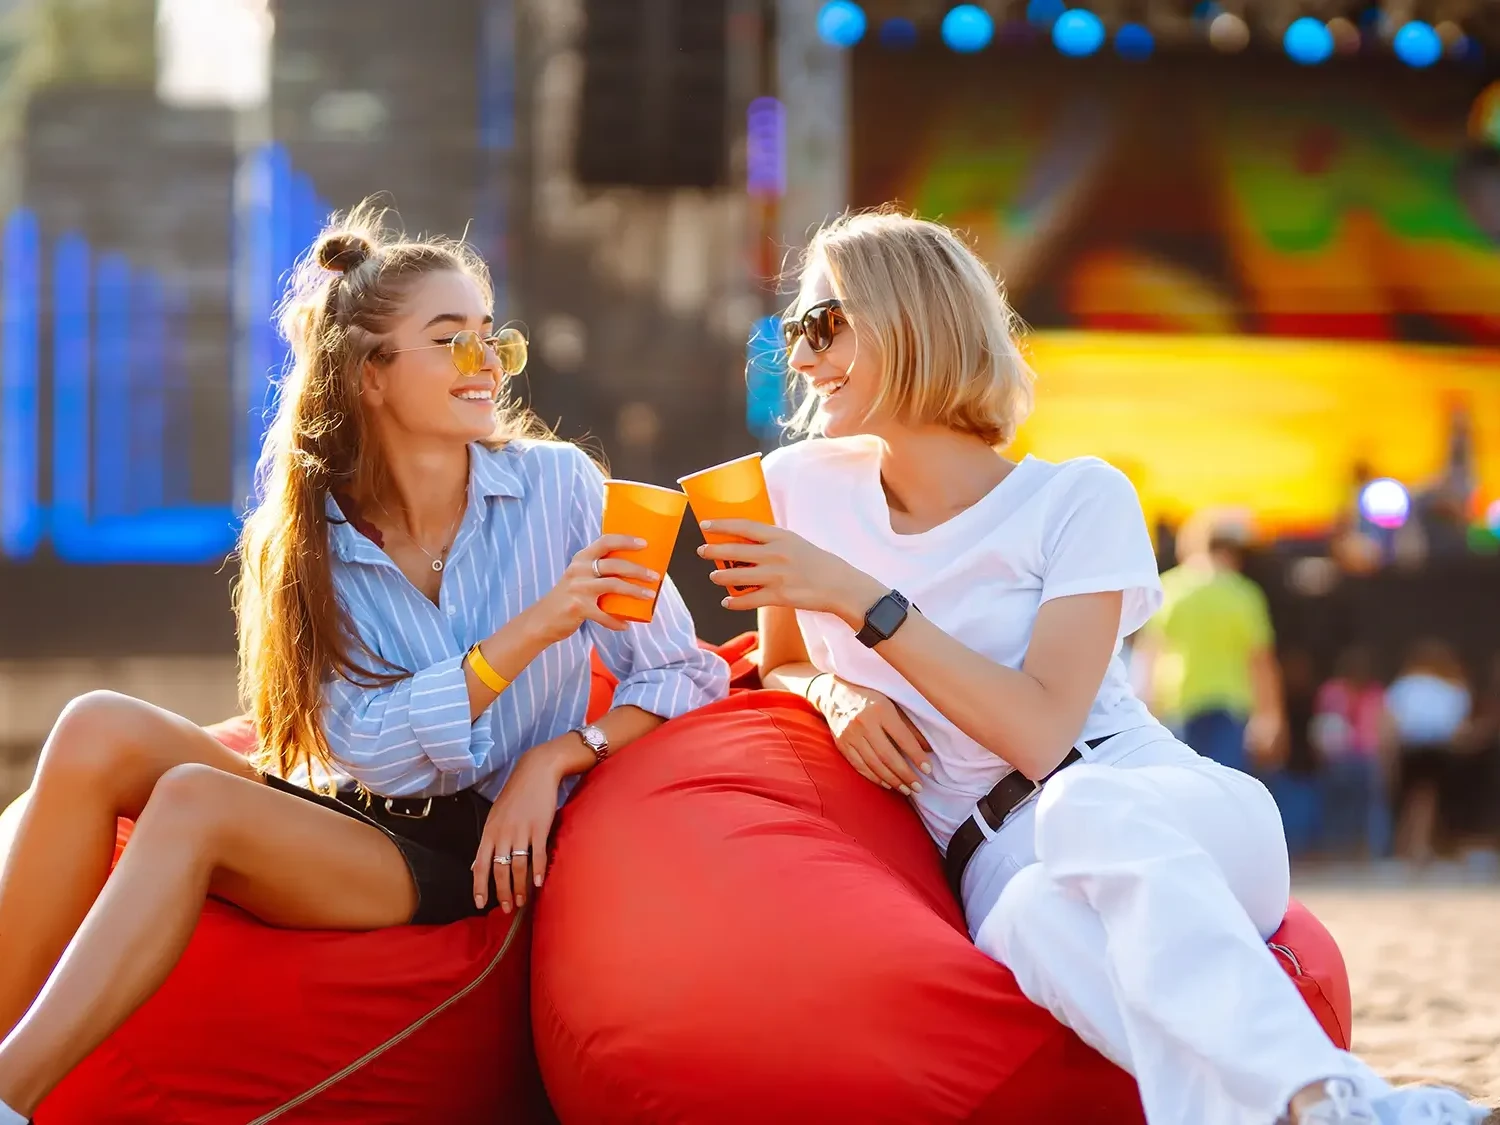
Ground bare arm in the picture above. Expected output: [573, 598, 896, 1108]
[716, 527, 1123, 781]
[1245, 645, 1286, 757]
[758, 605, 830, 705]
[845, 580, 1125, 780]
[527, 704, 664, 780]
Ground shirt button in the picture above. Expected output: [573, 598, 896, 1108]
[446, 604, 457, 617]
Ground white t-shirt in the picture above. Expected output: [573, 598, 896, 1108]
[1385, 674, 1470, 747]
[763, 436, 1171, 848]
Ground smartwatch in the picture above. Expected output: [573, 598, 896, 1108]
[854, 589, 912, 648]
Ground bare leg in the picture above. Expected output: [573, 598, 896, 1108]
[1394, 782, 1438, 866]
[0, 694, 264, 1038]
[0, 759, 416, 1116]
[0, 692, 262, 1041]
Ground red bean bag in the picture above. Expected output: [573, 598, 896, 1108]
[35, 647, 657, 1125]
[532, 690, 1352, 1125]
[36, 720, 553, 1125]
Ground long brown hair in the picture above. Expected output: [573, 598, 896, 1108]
[234, 201, 547, 784]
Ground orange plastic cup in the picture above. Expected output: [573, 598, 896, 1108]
[598, 480, 689, 624]
[678, 453, 776, 597]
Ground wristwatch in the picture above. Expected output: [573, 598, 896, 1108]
[574, 724, 610, 765]
[854, 589, 912, 648]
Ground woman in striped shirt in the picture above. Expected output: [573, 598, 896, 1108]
[0, 204, 726, 1121]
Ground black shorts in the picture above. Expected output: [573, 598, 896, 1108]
[263, 773, 497, 926]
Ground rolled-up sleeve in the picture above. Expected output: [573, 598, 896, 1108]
[321, 655, 496, 795]
[589, 577, 729, 719]
[566, 447, 729, 719]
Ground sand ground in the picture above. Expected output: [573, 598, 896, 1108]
[1296, 872, 1500, 1108]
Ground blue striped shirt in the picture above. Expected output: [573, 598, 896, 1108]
[320, 439, 729, 800]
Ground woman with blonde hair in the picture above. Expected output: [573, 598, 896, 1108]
[0, 205, 726, 1121]
[698, 208, 1487, 1125]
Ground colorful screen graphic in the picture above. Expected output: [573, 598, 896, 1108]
[850, 49, 1500, 535]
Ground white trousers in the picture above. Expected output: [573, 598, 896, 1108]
[961, 736, 1391, 1125]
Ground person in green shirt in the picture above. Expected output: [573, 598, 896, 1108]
[1136, 514, 1285, 773]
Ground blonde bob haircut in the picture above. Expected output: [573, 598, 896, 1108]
[785, 208, 1035, 448]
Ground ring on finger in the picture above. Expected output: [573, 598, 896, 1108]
[494, 854, 512, 866]
[591, 558, 602, 579]
[511, 848, 530, 857]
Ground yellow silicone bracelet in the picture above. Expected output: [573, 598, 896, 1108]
[466, 643, 511, 693]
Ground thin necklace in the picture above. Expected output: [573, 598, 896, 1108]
[379, 498, 465, 573]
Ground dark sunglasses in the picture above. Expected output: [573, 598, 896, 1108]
[385, 327, 528, 377]
[781, 298, 844, 354]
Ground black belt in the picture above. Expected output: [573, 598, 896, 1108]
[943, 736, 1112, 899]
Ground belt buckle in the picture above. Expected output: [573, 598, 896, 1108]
[384, 796, 434, 819]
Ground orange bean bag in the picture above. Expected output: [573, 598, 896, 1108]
[532, 689, 1353, 1125]
[36, 719, 553, 1125]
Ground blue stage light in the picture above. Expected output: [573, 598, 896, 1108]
[1026, 0, 1065, 27]
[1115, 22, 1154, 59]
[816, 1, 866, 49]
[1393, 20, 1441, 67]
[879, 16, 918, 49]
[942, 5, 995, 52]
[1053, 9, 1105, 56]
[1283, 17, 1333, 65]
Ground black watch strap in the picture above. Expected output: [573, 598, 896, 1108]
[854, 589, 912, 648]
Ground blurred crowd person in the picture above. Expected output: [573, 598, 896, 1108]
[1136, 506, 1499, 872]
[1386, 640, 1472, 864]
[1266, 640, 1499, 870]
[1136, 511, 1284, 773]
[1308, 646, 1392, 859]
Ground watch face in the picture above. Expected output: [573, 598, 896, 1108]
[866, 594, 908, 638]
[581, 726, 607, 750]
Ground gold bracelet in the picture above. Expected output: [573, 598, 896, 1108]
[466, 643, 511, 694]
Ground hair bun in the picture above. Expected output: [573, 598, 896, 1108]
[316, 232, 373, 274]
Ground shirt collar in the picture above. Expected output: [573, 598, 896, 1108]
[325, 443, 526, 564]
[469, 442, 527, 500]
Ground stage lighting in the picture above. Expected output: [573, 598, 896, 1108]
[941, 5, 994, 52]
[1360, 478, 1410, 530]
[1026, 0, 1065, 27]
[1208, 11, 1249, 53]
[1115, 22, 1153, 59]
[1053, 8, 1104, 57]
[1284, 17, 1333, 65]
[879, 16, 918, 49]
[1393, 20, 1441, 68]
[816, 1, 866, 48]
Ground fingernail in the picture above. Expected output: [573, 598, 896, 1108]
[534, 874, 543, 887]
[721, 598, 730, 608]
[633, 538, 647, 548]
[696, 546, 707, 557]
[501, 901, 512, 914]
[920, 762, 933, 775]
[881, 782, 892, 790]
[700, 521, 714, 530]
[475, 895, 484, 908]
[646, 570, 660, 581]
[899, 785, 911, 796]
[516, 894, 525, 907]
[910, 781, 923, 794]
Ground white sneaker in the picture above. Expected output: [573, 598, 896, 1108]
[1371, 1086, 1492, 1125]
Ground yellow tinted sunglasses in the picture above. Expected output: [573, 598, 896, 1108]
[386, 326, 528, 377]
